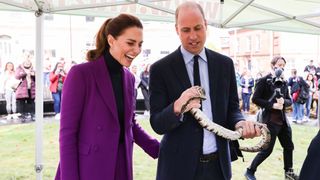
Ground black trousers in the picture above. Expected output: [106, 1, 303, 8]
[16, 89, 35, 115]
[194, 155, 225, 180]
[248, 122, 294, 172]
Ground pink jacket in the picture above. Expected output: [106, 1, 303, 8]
[15, 65, 36, 99]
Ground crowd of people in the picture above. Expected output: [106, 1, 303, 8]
[234, 59, 320, 124]
[0, 53, 77, 122]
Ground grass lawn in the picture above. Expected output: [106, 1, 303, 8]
[0, 118, 318, 180]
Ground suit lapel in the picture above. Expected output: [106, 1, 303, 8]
[171, 48, 192, 89]
[93, 57, 118, 120]
[206, 49, 217, 120]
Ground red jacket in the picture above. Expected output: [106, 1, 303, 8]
[49, 72, 66, 93]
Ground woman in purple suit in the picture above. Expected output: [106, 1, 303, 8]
[55, 14, 159, 180]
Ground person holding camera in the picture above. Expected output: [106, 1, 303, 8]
[244, 56, 299, 180]
[15, 56, 36, 122]
[49, 62, 66, 120]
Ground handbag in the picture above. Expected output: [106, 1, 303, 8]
[10, 78, 22, 91]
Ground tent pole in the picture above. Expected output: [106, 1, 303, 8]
[35, 8, 44, 180]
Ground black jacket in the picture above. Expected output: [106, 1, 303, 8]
[252, 73, 292, 125]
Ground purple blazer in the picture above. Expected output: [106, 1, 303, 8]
[55, 56, 159, 180]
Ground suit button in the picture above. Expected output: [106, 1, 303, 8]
[97, 126, 102, 131]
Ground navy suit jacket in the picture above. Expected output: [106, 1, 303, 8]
[299, 130, 320, 180]
[149, 47, 244, 180]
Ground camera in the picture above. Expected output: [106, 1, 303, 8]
[266, 67, 285, 100]
[272, 68, 285, 88]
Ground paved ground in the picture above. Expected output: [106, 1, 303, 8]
[0, 112, 319, 128]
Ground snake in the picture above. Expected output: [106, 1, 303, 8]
[181, 86, 271, 152]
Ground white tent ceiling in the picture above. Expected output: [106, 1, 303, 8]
[1, 0, 320, 34]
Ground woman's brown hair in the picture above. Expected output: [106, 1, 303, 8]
[86, 13, 143, 61]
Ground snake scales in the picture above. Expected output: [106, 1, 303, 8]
[181, 87, 271, 152]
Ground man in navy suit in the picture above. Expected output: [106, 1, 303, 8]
[299, 130, 320, 180]
[149, 2, 261, 180]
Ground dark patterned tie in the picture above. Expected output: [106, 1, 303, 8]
[193, 55, 201, 86]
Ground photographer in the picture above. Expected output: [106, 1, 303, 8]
[244, 56, 299, 180]
[49, 62, 66, 120]
[15, 56, 36, 122]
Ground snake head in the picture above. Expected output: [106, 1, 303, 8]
[195, 86, 206, 100]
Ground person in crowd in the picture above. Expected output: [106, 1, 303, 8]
[139, 63, 150, 115]
[49, 62, 66, 120]
[43, 57, 52, 88]
[65, 60, 78, 73]
[0, 62, 18, 120]
[55, 13, 159, 180]
[304, 73, 316, 121]
[244, 56, 299, 180]
[149, 2, 260, 180]
[15, 56, 36, 122]
[234, 62, 242, 100]
[240, 69, 255, 114]
[130, 64, 141, 100]
[304, 59, 316, 74]
[288, 69, 309, 124]
[299, 130, 320, 180]
[314, 61, 320, 80]
[255, 71, 264, 84]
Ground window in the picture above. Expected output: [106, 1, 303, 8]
[85, 16, 95, 22]
[220, 37, 229, 47]
[143, 49, 151, 57]
[160, 50, 170, 54]
[245, 36, 251, 52]
[44, 14, 54, 21]
[255, 35, 261, 52]
[236, 38, 240, 53]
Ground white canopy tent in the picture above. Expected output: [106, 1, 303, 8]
[0, 0, 320, 179]
[1, 0, 320, 34]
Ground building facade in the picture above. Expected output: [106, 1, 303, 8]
[221, 29, 320, 78]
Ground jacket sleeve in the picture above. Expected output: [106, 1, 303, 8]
[132, 116, 160, 159]
[149, 63, 184, 135]
[58, 66, 86, 180]
[15, 67, 27, 80]
[49, 72, 59, 83]
[252, 77, 274, 110]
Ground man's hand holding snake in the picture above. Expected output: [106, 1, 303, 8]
[173, 86, 202, 115]
[235, 120, 261, 139]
